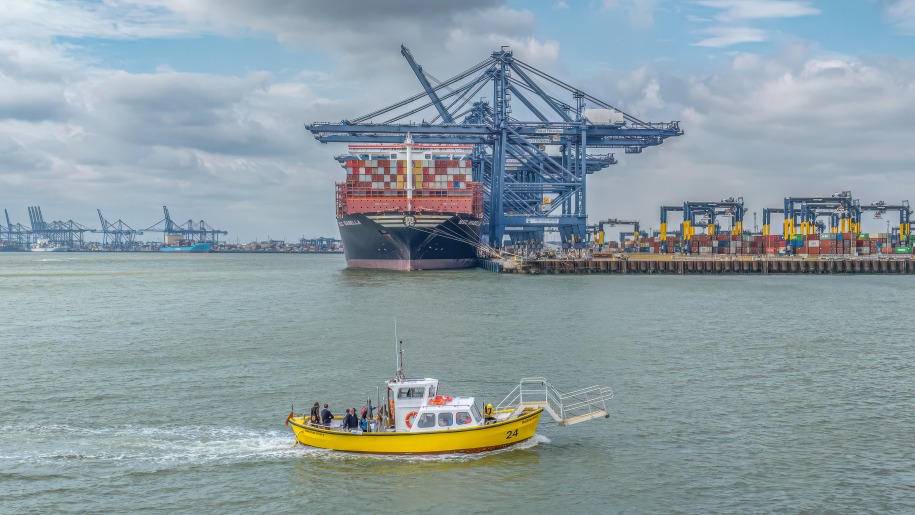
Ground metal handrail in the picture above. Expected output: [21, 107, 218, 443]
[496, 377, 613, 422]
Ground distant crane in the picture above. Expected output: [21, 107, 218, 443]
[660, 198, 744, 253]
[861, 200, 910, 245]
[594, 218, 643, 245]
[93, 209, 142, 250]
[143, 206, 227, 244]
[2, 209, 29, 247]
[27, 206, 90, 248]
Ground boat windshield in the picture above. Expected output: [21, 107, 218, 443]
[471, 405, 482, 422]
[398, 387, 426, 399]
[417, 413, 436, 428]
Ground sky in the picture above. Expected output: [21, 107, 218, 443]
[2, 0, 915, 242]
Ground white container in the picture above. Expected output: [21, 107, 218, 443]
[583, 108, 626, 126]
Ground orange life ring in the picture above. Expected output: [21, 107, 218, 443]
[429, 395, 453, 405]
[404, 411, 418, 428]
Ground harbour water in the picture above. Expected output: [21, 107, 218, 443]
[1, 253, 912, 513]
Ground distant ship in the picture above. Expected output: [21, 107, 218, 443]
[335, 141, 483, 270]
[31, 238, 68, 252]
[159, 241, 214, 253]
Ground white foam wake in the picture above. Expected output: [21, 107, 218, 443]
[0, 423, 300, 466]
[0, 424, 551, 466]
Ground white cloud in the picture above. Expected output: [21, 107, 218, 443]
[602, 0, 662, 29]
[0, 0, 565, 240]
[697, 0, 820, 21]
[693, 26, 767, 47]
[880, 0, 915, 34]
[585, 46, 915, 236]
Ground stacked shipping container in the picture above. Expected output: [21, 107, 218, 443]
[336, 159, 482, 217]
[605, 232, 914, 255]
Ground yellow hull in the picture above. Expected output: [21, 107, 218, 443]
[288, 409, 543, 455]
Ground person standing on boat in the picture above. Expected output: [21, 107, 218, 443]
[309, 402, 320, 425]
[342, 408, 358, 431]
[321, 404, 333, 427]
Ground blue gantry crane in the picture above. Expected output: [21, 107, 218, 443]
[27, 206, 91, 248]
[860, 200, 911, 244]
[2, 209, 29, 248]
[307, 45, 682, 249]
[594, 218, 644, 245]
[782, 192, 859, 240]
[94, 209, 143, 250]
[143, 206, 227, 244]
[659, 198, 744, 253]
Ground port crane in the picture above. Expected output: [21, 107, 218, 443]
[27, 206, 91, 248]
[93, 209, 142, 250]
[307, 45, 682, 248]
[143, 206, 227, 244]
[860, 200, 911, 244]
[659, 198, 744, 253]
[761, 207, 784, 237]
[681, 198, 745, 241]
[783, 193, 860, 240]
[2, 209, 29, 247]
[593, 218, 643, 245]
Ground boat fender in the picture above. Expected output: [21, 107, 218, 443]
[404, 411, 419, 429]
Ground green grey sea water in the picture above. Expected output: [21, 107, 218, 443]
[1, 252, 913, 514]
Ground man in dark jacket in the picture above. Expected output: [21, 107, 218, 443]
[321, 404, 333, 427]
[342, 408, 358, 430]
[309, 402, 320, 424]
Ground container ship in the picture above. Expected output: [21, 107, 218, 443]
[335, 141, 483, 270]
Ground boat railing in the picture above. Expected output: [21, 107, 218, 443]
[496, 377, 613, 426]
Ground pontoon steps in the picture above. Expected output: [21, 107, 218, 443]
[497, 377, 613, 427]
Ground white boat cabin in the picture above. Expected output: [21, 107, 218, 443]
[388, 378, 484, 432]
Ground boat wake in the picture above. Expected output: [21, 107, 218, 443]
[0, 423, 299, 467]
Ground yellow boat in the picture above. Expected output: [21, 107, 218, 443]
[285, 340, 613, 455]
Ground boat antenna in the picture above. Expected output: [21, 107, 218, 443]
[396, 339, 405, 381]
[394, 318, 404, 381]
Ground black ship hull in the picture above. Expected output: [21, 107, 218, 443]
[338, 212, 482, 270]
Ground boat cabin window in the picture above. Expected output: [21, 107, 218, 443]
[428, 385, 436, 398]
[437, 413, 453, 427]
[417, 413, 436, 428]
[455, 412, 473, 426]
[398, 387, 426, 399]
[471, 405, 482, 422]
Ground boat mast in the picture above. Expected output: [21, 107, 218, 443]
[396, 340, 405, 382]
[394, 319, 404, 382]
